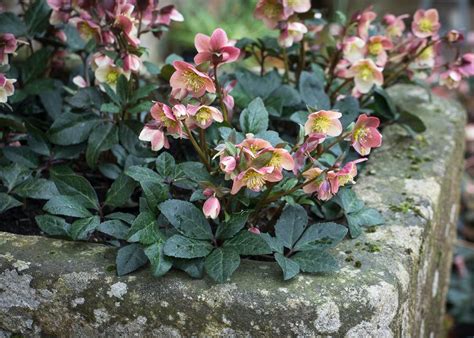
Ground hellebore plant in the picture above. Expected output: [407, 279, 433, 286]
[0, 0, 472, 283]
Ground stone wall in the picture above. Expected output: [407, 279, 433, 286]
[0, 85, 466, 337]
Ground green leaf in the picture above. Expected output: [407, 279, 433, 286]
[116, 74, 129, 103]
[334, 96, 360, 128]
[25, 0, 51, 36]
[373, 87, 398, 120]
[0, 163, 31, 192]
[70, 216, 100, 240]
[234, 69, 281, 104]
[299, 71, 330, 110]
[334, 189, 364, 214]
[104, 173, 137, 208]
[275, 204, 308, 249]
[163, 235, 213, 259]
[239, 97, 269, 134]
[141, 180, 169, 214]
[130, 84, 156, 103]
[26, 122, 51, 156]
[116, 243, 148, 276]
[205, 247, 241, 283]
[158, 200, 213, 240]
[21, 49, 51, 84]
[35, 214, 71, 237]
[172, 258, 204, 278]
[346, 222, 362, 238]
[292, 250, 338, 273]
[144, 242, 172, 277]
[260, 233, 284, 254]
[86, 122, 118, 168]
[50, 166, 99, 210]
[274, 253, 300, 280]
[105, 212, 135, 224]
[68, 87, 103, 109]
[99, 163, 121, 180]
[48, 113, 99, 146]
[2, 147, 39, 168]
[128, 212, 164, 245]
[97, 220, 130, 240]
[294, 222, 348, 251]
[346, 208, 384, 229]
[155, 152, 176, 179]
[0, 193, 22, 213]
[0, 12, 27, 36]
[398, 110, 426, 134]
[290, 110, 310, 125]
[125, 165, 162, 184]
[216, 212, 250, 240]
[175, 161, 211, 187]
[39, 88, 63, 119]
[43, 195, 93, 218]
[223, 230, 272, 255]
[13, 178, 59, 200]
[100, 103, 120, 114]
[128, 101, 154, 114]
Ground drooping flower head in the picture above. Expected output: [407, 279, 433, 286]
[347, 59, 384, 94]
[278, 22, 308, 48]
[203, 195, 221, 219]
[150, 102, 183, 137]
[0, 74, 16, 103]
[330, 158, 367, 191]
[302, 167, 336, 201]
[75, 18, 102, 43]
[282, 0, 311, 15]
[304, 110, 343, 138]
[194, 28, 240, 66]
[231, 166, 282, 194]
[0, 34, 17, 65]
[187, 105, 224, 129]
[356, 8, 377, 40]
[254, 0, 287, 29]
[170, 61, 216, 99]
[367, 35, 393, 66]
[439, 69, 462, 89]
[139, 122, 169, 151]
[412, 9, 440, 39]
[350, 114, 382, 156]
[343, 37, 366, 64]
[94, 59, 130, 91]
[458, 53, 474, 77]
[292, 133, 325, 174]
[383, 14, 408, 38]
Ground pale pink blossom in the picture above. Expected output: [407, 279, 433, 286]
[72, 75, 87, 88]
[220, 156, 237, 173]
[203, 196, 221, 219]
[367, 35, 393, 66]
[278, 22, 308, 48]
[458, 53, 474, 77]
[231, 166, 282, 194]
[254, 0, 287, 29]
[0, 74, 16, 103]
[139, 123, 169, 151]
[347, 59, 384, 94]
[412, 9, 440, 38]
[222, 80, 237, 119]
[356, 8, 377, 40]
[350, 114, 382, 156]
[302, 167, 336, 201]
[292, 133, 325, 174]
[383, 14, 408, 38]
[74, 18, 102, 42]
[342, 37, 366, 64]
[150, 102, 183, 137]
[123, 54, 142, 72]
[330, 158, 367, 191]
[0, 34, 17, 65]
[304, 110, 342, 137]
[248, 227, 261, 234]
[446, 30, 463, 43]
[169, 61, 216, 99]
[187, 105, 223, 129]
[283, 0, 311, 15]
[194, 28, 240, 66]
[439, 69, 462, 89]
[409, 43, 436, 70]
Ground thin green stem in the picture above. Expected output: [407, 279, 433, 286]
[182, 123, 212, 172]
[213, 64, 229, 124]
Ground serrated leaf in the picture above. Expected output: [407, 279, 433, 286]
[43, 195, 93, 218]
[294, 222, 348, 251]
[275, 253, 300, 280]
[223, 230, 272, 255]
[86, 122, 118, 168]
[0, 193, 22, 213]
[275, 204, 308, 249]
[13, 178, 59, 200]
[163, 235, 213, 258]
[116, 243, 148, 276]
[216, 212, 250, 240]
[205, 247, 240, 283]
[144, 242, 172, 277]
[292, 250, 338, 273]
[141, 180, 169, 214]
[35, 214, 71, 237]
[155, 152, 176, 179]
[104, 173, 137, 208]
[239, 97, 269, 134]
[70, 216, 100, 240]
[158, 200, 213, 240]
[128, 212, 164, 245]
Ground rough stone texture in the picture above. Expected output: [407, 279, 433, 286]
[0, 85, 466, 337]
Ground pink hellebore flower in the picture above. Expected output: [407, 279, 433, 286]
[95, 62, 130, 91]
[75, 18, 102, 43]
[139, 122, 169, 151]
[356, 8, 377, 40]
[248, 227, 261, 234]
[439, 69, 462, 89]
[302, 168, 336, 201]
[304, 110, 343, 138]
[343, 37, 366, 64]
[330, 158, 367, 191]
[410, 43, 436, 70]
[292, 133, 325, 174]
[412, 9, 440, 39]
[0, 74, 16, 103]
[447, 30, 463, 43]
[187, 105, 224, 129]
[150, 102, 183, 137]
[194, 28, 240, 66]
[123, 54, 142, 73]
[170, 61, 216, 99]
[238, 137, 272, 159]
[220, 156, 237, 173]
[254, 0, 287, 29]
[383, 14, 408, 38]
[231, 166, 282, 194]
[367, 35, 393, 67]
[203, 196, 221, 219]
[156, 5, 184, 25]
[222, 80, 237, 119]
[278, 22, 308, 48]
[0, 34, 17, 65]
[72, 75, 87, 88]
[282, 0, 311, 15]
[350, 114, 382, 156]
[458, 53, 474, 77]
[264, 148, 295, 172]
[347, 59, 384, 94]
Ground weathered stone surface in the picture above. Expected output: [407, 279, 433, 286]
[0, 85, 466, 337]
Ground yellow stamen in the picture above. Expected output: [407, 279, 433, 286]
[106, 70, 120, 85]
[263, 2, 282, 18]
[268, 152, 282, 168]
[195, 107, 212, 126]
[184, 71, 205, 92]
[311, 115, 331, 133]
[358, 65, 374, 81]
[418, 18, 433, 33]
[244, 170, 266, 190]
[368, 42, 383, 55]
[353, 127, 368, 142]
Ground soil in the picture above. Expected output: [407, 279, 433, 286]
[0, 199, 44, 235]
